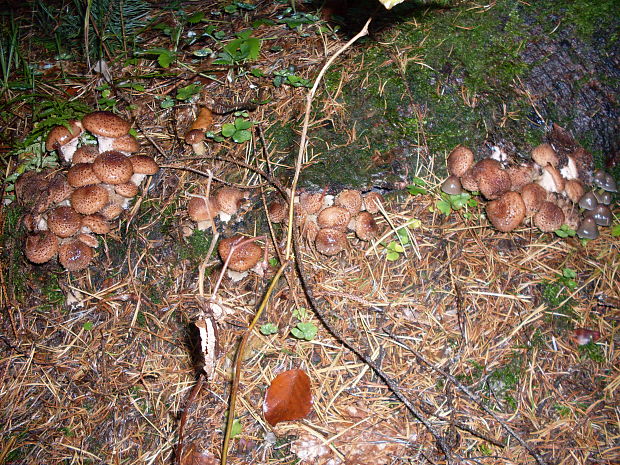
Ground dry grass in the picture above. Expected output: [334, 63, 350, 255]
[1, 2, 618, 465]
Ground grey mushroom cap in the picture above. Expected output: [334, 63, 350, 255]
[578, 192, 598, 210]
[594, 190, 612, 205]
[599, 173, 617, 193]
[441, 175, 463, 195]
[587, 204, 612, 227]
[576, 217, 599, 240]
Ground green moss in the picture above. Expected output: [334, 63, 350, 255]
[541, 280, 577, 331]
[178, 229, 214, 263]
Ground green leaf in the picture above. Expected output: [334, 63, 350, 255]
[396, 228, 410, 244]
[234, 118, 252, 130]
[449, 193, 471, 210]
[436, 199, 452, 215]
[386, 251, 400, 261]
[232, 129, 252, 143]
[230, 419, 242, 438]
[407, 185, 427, 196]
[260, 323, 278, 335]
[291, 322, 318, 341]
[250, 68, 264, 77]
[611, 224, 620, 237]
[221, 123, 236, 137]
[562, 268, 577, 279]
[186, 12, 205, 23]
[157, 50, 175, 68]
[176, 84, 202, 101]
[224, 4, 238, 13]
[83, 322, 93, 331]
[293, 307, 309, 320]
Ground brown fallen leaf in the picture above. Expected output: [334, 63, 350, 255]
[180, 442, 218, 465]
[263, 368, 313, 426]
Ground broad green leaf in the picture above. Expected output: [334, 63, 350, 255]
[232, 129, 252, 143]
[234, 118, 252, 130]
[260, 323, 278, 335]
[436, 199, 452, 215]
[221, 123, 236, 137]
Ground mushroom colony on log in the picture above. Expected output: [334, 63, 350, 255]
[441, 132, 616, 239]
[18, 111, 159, 271]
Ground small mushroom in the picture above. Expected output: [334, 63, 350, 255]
[531, 143, 559, 168]
[81, 214, 111, 234]
[576, 217, 599, 240]
[588, 204, 612, 227]
[218, 235, 264, 272]
[187, 196, 218, 230]
[563, 179, 585, 203]
[447, 145, 474, 177]
[594, 190, 612, 205]
[534, 201, 565, 232]
[77, 233, 99, 248]
[267, 199, 287, 223]
[115, 182, 139, 198]
[486, 191, 526, 232]
[507, 163, 537, 192]
[47, 206, 82, 238]
[109, 134, 139, 155]
[441, 175, 463, 195]
[317, 206, 351, 231]
[99, 202, 124, 220]
[82, 111, 131, 153]
[459, 168, 478, 192]
[354, 212, 379, 241]
[298, 191, 325, 215]
[215, 187, 246, 220]
[72, 144, 100, 164]
[25, 231, 59, 264]
[128, 155, 159, 185]
[45, 120, 83, 162]
[578, 192, 598, 210]
[315, 228, 347, 256]
[58, 240, 94, 271]
[537, 165, 565, 193]
[185, 129, 206, 156]
[362, 192, 384, 214]
[472, 159, 510, 200]
[599, 172, 617, 193]
[92, 151, 134, 185]
[572, 328, 601, 346]
[70, 185, 109, 215]
[335, 189, 363, 214]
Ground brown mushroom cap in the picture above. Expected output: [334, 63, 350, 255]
[71, 185, 109, 215]
[110, 134, 139, 153]
[188, 197, 218, 223]
[317, 206, 351, 231]
[81, 214, 111, 234]
[215, 187, 245, 215]
[534, 201, 565, 232]
[298, 191, 325, 215]
[355, 212, 379, 241]
[441, 175, 463, 195]
[472, 159, 511, 200]
[362, 192, 384, 214]
[460, 168, 478, 192]
[47, 206, 83, 238]
[335, 190, 363, 214]
[58, 240, 94, 271]
[15, 171, 48, 207]
[190, 107, 214, 131]
[128, 155, 159, 175]
[99, 202, 124, 220]
[92, 151, 134, 185]
[115, 182, 139, 198]
[447, 145, 474, 177]
[315, 228, 347, 256]
[45, 120, 83, 151]
[72, 144, 99, 164]
[33, 174, 75, 214]
[507, 163, 537, 191]
[218, 235, 263, 272]
[82, 111, 131, 138]
[564, 179, 585, 203]
[521, 183, 547, 216]
[77, 233, 99, 248]
[486, 191, 526, 232]
[267, 200, 287, 223]
[185, 129, 205, 145]
[25, 230, 59, 264]
[67, 163, 101, 187]
[531, 143, 559, 167]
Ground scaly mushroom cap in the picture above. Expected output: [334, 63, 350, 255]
[362, 191, 384, 214]
[315, 228, 347, 256]
[317, 206, 351, 231]
[460, 168, 478, 192]
[267, 200, 287, 223]
[441, 175, 463, 195]
[93, 151, 134, 185]
[301, 216, 320, 243]
[25, 230, 59, 264]
[71, 184, 109, 215]
[110, 134, 139, 154]
[58, 240, 94, 271]
[77, 233, 99, 248]
[81, 214, 111, 234]
[187, 197, 218, 222]
[215, 187, 245, 215]
[115, 182, 139, 198]
[355, 212, 379, 241]
[531, 143, 559, 167]
[47, 206, 83, 238]
[82, 111, 131, 138]
[298, 192, 324, 215]
[33, 174, 75, 214]
[15, 171, 48, 207]
[45, 120, 83, 152]
[67, 163, 101, 187]
[486, 191, 526, 232]
[534, 201, 565, 232]
[335, 190, 362, 214]
[218, 235, 263, 272]
[72, 144, 99, 164]
[520, 183, 547, 216]
[507, 163, 537, 191]
[447, 145, 474, 177]
[128, 155, 159, 175]
[472, 159, 511, 200]
[99, 202, 124, 220]
[563, 179, 585, 203]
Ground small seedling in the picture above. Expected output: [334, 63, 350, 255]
[276, 10, 319, 30]
[224, 2, 257, 14]
[381, 227, 410, 261]
[139, 48, 176, 68]
[555, 224, 576, 238]
[407, 177, 428, 196]
[291, 322, 317, 341]
[559, 267, 577, 290]
[176, 83, 202, 101]
[230, 419, 243, 438]
[260, 323, 278, 335]
[213, 30, 261, 66]
[83, 321, 94, 331]
[221, 117, 253, 143]
[292, 307, 309, 320]
[272, 68, 312, 88]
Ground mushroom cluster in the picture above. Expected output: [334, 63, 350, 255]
[442, 143, 616, 239]
[187, 186, 247, 230]
[267, 189, 384, 256]
[18, 111, 159, 270]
